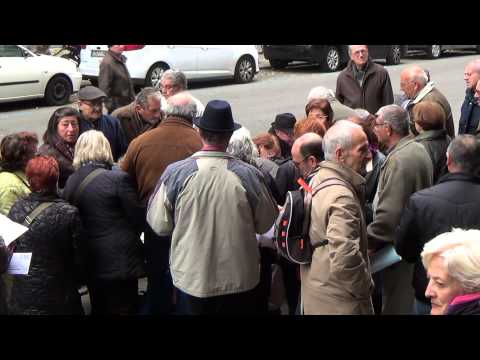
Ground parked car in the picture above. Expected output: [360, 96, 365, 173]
[262, 45, 406, 72]
[80, 45, 260, 88]
[405, 45, 480, 59]
[0, 45, 82, 105]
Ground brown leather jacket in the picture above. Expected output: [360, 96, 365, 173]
[99, 50, 135, 113]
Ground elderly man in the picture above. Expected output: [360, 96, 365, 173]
[146, 100, 278, 314]
[367, 104, 433, 315]
[159, 70, 204, 117]
[396, 135, 480, 314]
[336, 45, 394, 115]
[300, 121, 374, 315]
[459, 59, 480, 136]
[99, 45, 136, 114]
[400, 65, 454, 138]
[111, 87, 163, 145]
[77, 86, 127, 162]
[307, 86, 357, 123]
[121, 92, 202, 314]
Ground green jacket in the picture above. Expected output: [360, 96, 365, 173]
[0, 171, 30, 216]
[367, 137, 433, 249]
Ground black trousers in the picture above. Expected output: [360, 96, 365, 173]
[277, 257, 300, 315]
[142, 225, 174, 315]
[88, 278, 139, 315]
[176, 285, 260, 315]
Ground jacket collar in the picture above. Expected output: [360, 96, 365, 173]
[108, 49, 126, 64]
[160, 116, 194, 128]
[318, 160, 366, 194]
[412, 81, 435, 104]
[414, 129, 447, 142]
[191, 150, 235, 159]
[345, 59, 375, 80]
[437, 172, 480, 184]
[386, 135, 413, 157]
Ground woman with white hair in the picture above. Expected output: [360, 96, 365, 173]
[63, 130, 146, 315]
[422, 228, 480, 315]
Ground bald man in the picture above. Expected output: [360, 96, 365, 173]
[291, 132, 324, 180]
[336, 45, 394, 115]
[459, 59, 480, 135]
[300, 121, 374, 315]
[121, 91, 203, 315]
[400, 65, 454, 137]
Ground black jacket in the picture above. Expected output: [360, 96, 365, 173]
[395, 173, 480, 302]
[63, 162, 146, 282]
[414, 129, 450, 184]
[274, 158, 299, 205]
[458, 89, 480, 136]
[447, 297, 480, 315]
[7, 192, 85, 315]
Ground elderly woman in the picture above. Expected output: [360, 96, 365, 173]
[252, 132, 282, 161]
[0, 132, 38, 215]
[294, 99, 334, 139]
[413, 101, 451, 183]
[38, 107, 81, 189]
[63, 130, 145, 315]
[7, 155, 85, 315]
[422, 228, 480, 315]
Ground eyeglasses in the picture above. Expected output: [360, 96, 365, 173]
[292, 154, 312, 168]
[82, 101, 103, 109]
[374, 122, 388, 128]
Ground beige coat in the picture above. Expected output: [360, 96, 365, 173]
[300, 161, 374, 315]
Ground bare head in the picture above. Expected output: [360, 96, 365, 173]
[446, 135, 480, 175]
[400, 65, 429, 99]
[374, 104, 409, 151]
[165, 92, 197, 121]
[135, 87, 163, 124]
[307, 86, 336, 103]
[349, 45, 369, 69]
[291, 132, 324, 179]
[160, 70, 188, 99]
[464, 59, 480, 90]
[322, 120, 371, 176]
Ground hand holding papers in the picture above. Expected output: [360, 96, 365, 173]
[0, 213, 28, 247]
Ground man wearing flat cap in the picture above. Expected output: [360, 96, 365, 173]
[77, 86, 128, 162]
[147, 100, 278, 314]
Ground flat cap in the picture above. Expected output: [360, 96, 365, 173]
[78, 86, 107, 101]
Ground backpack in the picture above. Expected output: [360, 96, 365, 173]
[274, 177, 348, 265]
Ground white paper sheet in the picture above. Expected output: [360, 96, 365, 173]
[0, 214, 29, 247]
[7, 253, 32, 275]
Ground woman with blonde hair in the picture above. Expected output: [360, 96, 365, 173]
[63, 130, 145, 315]
[422, 228, 480, 315]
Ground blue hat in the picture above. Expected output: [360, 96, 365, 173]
[193, 100, 241, 133]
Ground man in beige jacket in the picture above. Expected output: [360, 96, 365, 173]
[300, 120, 374, 315]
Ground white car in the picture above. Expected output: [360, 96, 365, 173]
[0, 45, 82, 105]
[80, 45, 259, 88]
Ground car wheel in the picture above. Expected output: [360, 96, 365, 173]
[427, 45, 442, 59]
[386, 45, 402, 65]
[321, 46, 341, 72]
[146, 63, 169, 88]
[269, 59, 289, 69]
[235, 56, 255, 83]
[44, 75, 72, 106]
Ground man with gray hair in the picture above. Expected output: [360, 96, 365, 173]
[307, 86, 357, 123]
[400, 65, 454, 137]
[121, 91, 202, 314]
[395, 135, 480, 314]
[459, 59, 480, 135]
[300, 121, 374, 314]
[159, 69, 205, 117]
[336, 45, 394, 115]
[112, 87, 163, 145]
[367, 104, 433, 314]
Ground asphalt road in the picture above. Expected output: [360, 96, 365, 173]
[1, 51, 478, 139]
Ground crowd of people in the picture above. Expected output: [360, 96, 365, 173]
[1, 45, 480, 315]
